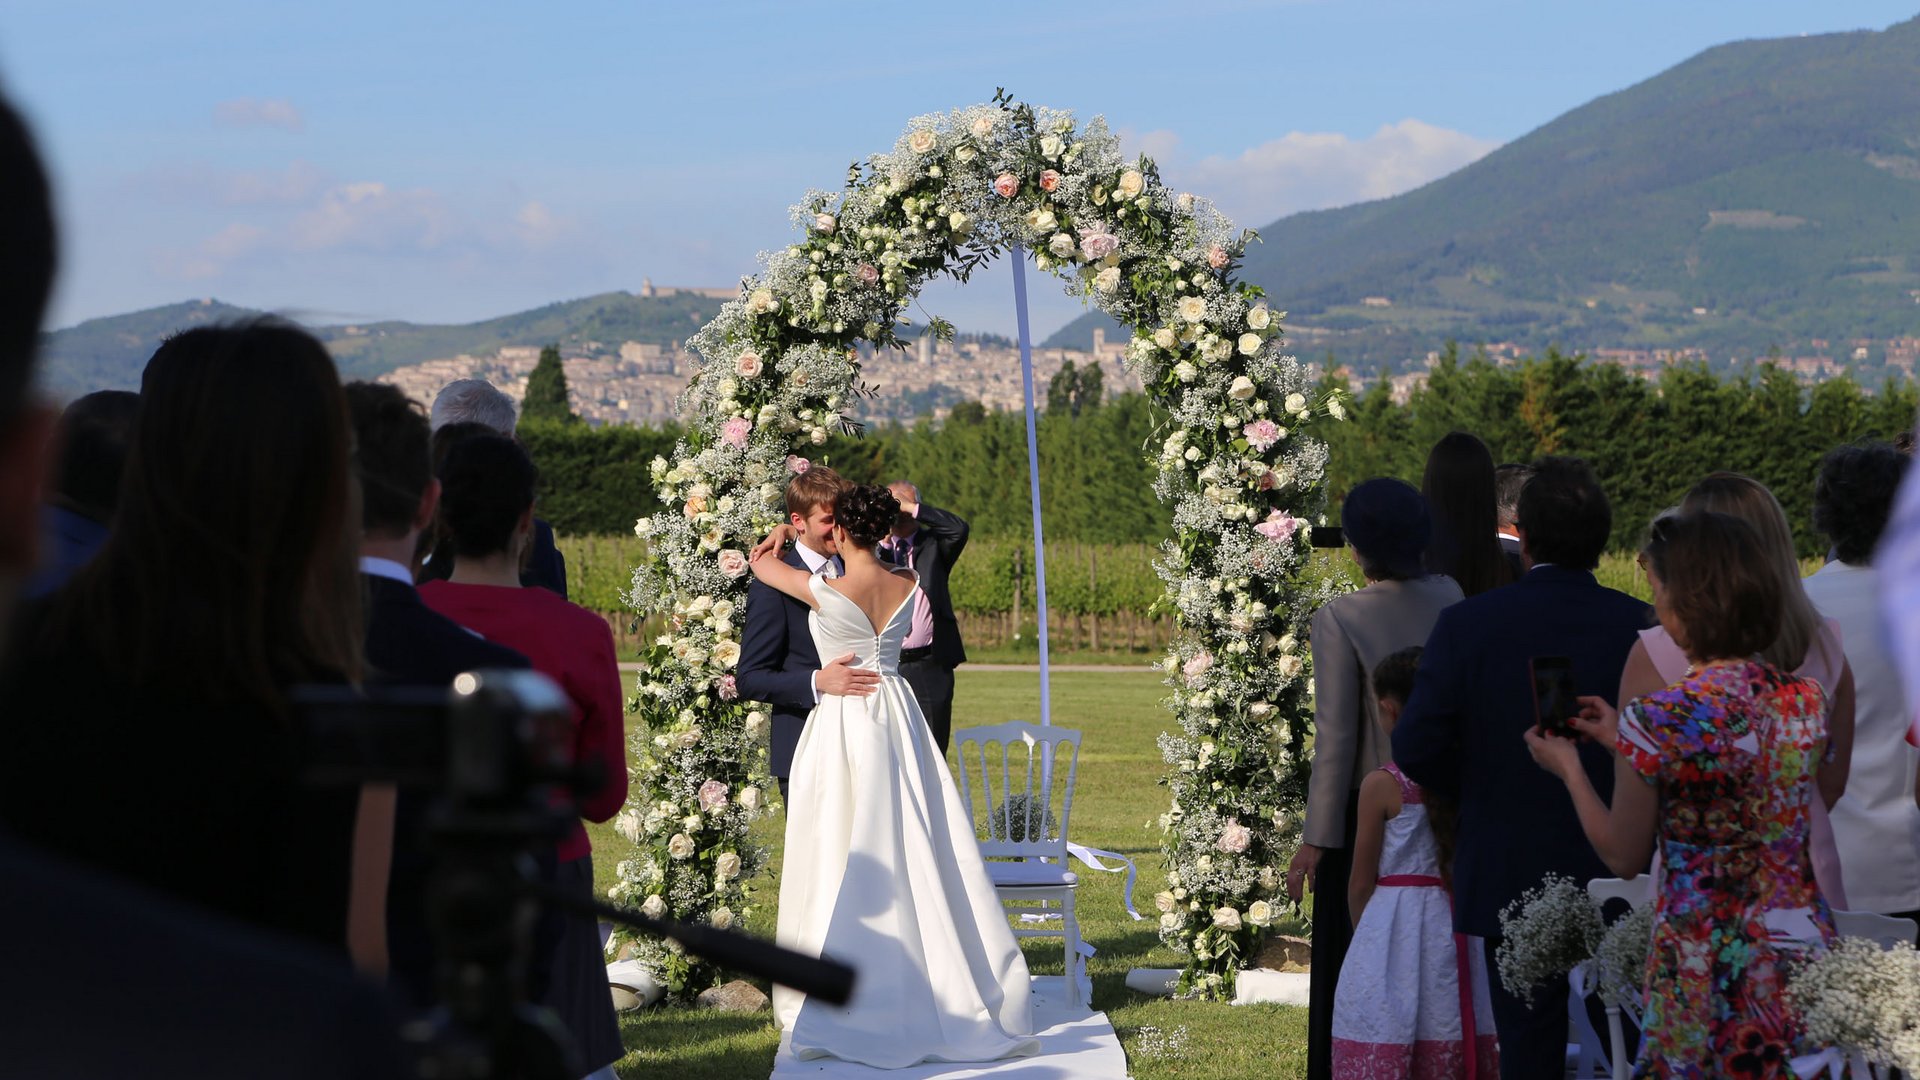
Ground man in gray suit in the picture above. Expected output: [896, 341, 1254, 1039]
[1286, 478, 1464, 1080]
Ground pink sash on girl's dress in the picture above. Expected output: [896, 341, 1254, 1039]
[1639, 625, 1849, 910]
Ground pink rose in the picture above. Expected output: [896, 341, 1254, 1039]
[993, 172, 1020, 199]
[1039, 169, 1061, 192]
[717, 549, 749, 578]
[1243, 419, 1282, 452]
[785, 455, 810, 474]
[1077, 226, 1120, 261]
[1208, 245, 1229, 270]
[720, 417, 750, 448]
[856, 263, 880, 287]
[1256, 469, 1280, 492]
[735, 351, 763, 377]
[1215, 822, 1252, 854]
[1182, 651, 1214, 684]
[698, 779, 730, 812]
[1255, 510, 1304, 544]
[717, 674, 738, 701]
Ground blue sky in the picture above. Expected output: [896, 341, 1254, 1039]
[3, 1, 1916, 338]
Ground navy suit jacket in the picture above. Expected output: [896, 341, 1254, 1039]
[1391, 563, 1650, 938]
[362, 573, 531, 1012]
[735, 547, 822, 780]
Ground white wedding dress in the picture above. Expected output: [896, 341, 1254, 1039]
[773, 573, 1039, 1069]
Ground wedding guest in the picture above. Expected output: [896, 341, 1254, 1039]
[1287, 478, 1463, 1080]
[24, 389, 138, 598]
[345, 382, 533, 1009]
[1421, 432, 1517, 595]
[1615, 472, 1855, 906]
[1525, 510, 1837, 1074]
[1804, 442, 1920, 929]
[882, 479, 969, 752]
[1332, 646, 1498, 1079]
[1392, 456, 1647, 1080]
[417, 433, 625, 1076]
[424, 377, 568, 598]
[0, 99, 408, 1080]
[0, 322, 376, 955]
[1492, 463, 1531, 565]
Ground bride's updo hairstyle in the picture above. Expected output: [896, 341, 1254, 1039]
[835, 484, 900, 549]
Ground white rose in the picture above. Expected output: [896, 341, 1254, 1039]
[1116, 169, 1145, 200]
[1176, 192, 1195, 211]
[1182, 444, 1202, 461]
[813, 213, 836, 234]
[614, 809, 642, 843]
[1153, 327, 1177, 350]
[641, 894, 666, 918]
[1154, 891, 1177, 913]
[1159, 912, 1182, 931]
[1212, 906, 1242, 931]
[716, 852, 742, 880]
[1329, 397, 1348, 420]
[1047, 232, 1076, 259]
[1285, 392, 1308, 415]
[633, 516, 652, 538]
[908, 129, 937, 154]
[747, 288, 777, 315]
[711, 599, 735, 621]
[1039, 133, 1064, 159]
[1177, 296, 1208, 324]
[1237, 333, 1262, 357]
[716, 549, 749, 578]
[710, 907, 735, 929]
[712, 640, 741, 668]
[1279, 654, 1304, 678]
[1246, 304, 1272, 330]
[744, 711, 767, 737]
[1174, 361, 1198, 384]
[738, 786, 762, 812]
[948, 210, 970, 233]
[1202, 336, 1233, 363]
[1023, 209, 1058, 233]
[1248, 900, 1273, 927]
[667, 833, 695, 860]
[677, 726, 703, 750]
[1094, 266, 1121, 294]
[809, 427, 828, 445]
[1229, 375, 1257, 400]
[970, 115, 995, 140]
[1278, 633, 1297, 654]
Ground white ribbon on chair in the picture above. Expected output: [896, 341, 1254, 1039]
[1789, 1048, 1873, 1078]
[1566, 962, 1613, 1078]
[1066, 843, 1144, 921]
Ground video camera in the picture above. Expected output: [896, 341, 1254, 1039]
[297, 670, 854, 1080]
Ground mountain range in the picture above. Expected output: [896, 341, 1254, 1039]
[1047, 15, 1920, 373]
[39, 16, 1920, 397]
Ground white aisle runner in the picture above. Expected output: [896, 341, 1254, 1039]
[769, 977, 1128, 1079]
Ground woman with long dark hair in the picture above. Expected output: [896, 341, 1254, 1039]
[1421, 432, 1517, 596]
[0, 321, 372, 953]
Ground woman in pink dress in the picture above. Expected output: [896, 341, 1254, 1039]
[1614, 473, 1854, 907]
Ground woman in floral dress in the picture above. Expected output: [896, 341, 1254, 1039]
[1525, 510, 1839, 1077]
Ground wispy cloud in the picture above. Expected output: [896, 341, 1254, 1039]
[213, 97, 305, 132]
[1125, 119, 1500, 227]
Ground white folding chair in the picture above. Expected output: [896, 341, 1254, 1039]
[1584, 877, 1654, 1080]
[952, 722, 1086, 1007]
[1833, 909, 1920, 948]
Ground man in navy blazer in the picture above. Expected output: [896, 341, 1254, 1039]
[737, 465, 879, 800]
[1393, 456, 1649, 1080]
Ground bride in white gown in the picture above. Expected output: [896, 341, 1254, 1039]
[748, 483, 1039, 1069]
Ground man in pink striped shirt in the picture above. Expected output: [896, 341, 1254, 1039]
[883, 481, 971, 753]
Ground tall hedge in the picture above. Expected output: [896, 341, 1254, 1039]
[518, 418, 682, 535]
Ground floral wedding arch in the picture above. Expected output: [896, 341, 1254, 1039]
[615, 94, 1346, 1000]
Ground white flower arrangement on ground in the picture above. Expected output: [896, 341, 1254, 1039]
[1494, 874, 1605, 1009]
[1593, 903, 1654, 1013]
[1787, 934, 1920, 1073]
[619, 93, 1344, 1001]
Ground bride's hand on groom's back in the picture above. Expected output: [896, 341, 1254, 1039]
[819, 653, 880, 697]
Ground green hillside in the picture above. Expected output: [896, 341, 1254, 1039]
[1050, 16, 1920, 371]
[38, 291, 727, 398]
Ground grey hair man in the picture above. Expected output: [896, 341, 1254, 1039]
[429, 378, 517, 434]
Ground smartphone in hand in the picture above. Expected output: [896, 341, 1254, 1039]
[1530, 656, 1578, 737]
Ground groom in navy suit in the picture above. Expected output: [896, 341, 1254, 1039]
[1393, 457, 1649, 1080]
[738, 465, 879, 800]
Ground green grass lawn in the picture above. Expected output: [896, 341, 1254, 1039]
[589, 669, 1308, 1079]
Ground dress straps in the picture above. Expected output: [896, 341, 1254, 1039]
[1380, 762, 1422, 805]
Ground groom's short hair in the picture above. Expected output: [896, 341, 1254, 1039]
[785, 465, 848, 521]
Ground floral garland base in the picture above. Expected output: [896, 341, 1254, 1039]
[617, 93, 1346, 1001]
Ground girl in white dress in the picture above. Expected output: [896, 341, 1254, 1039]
[1331, 646, 1499, 1079]
[748, 483, 1038, 1069]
